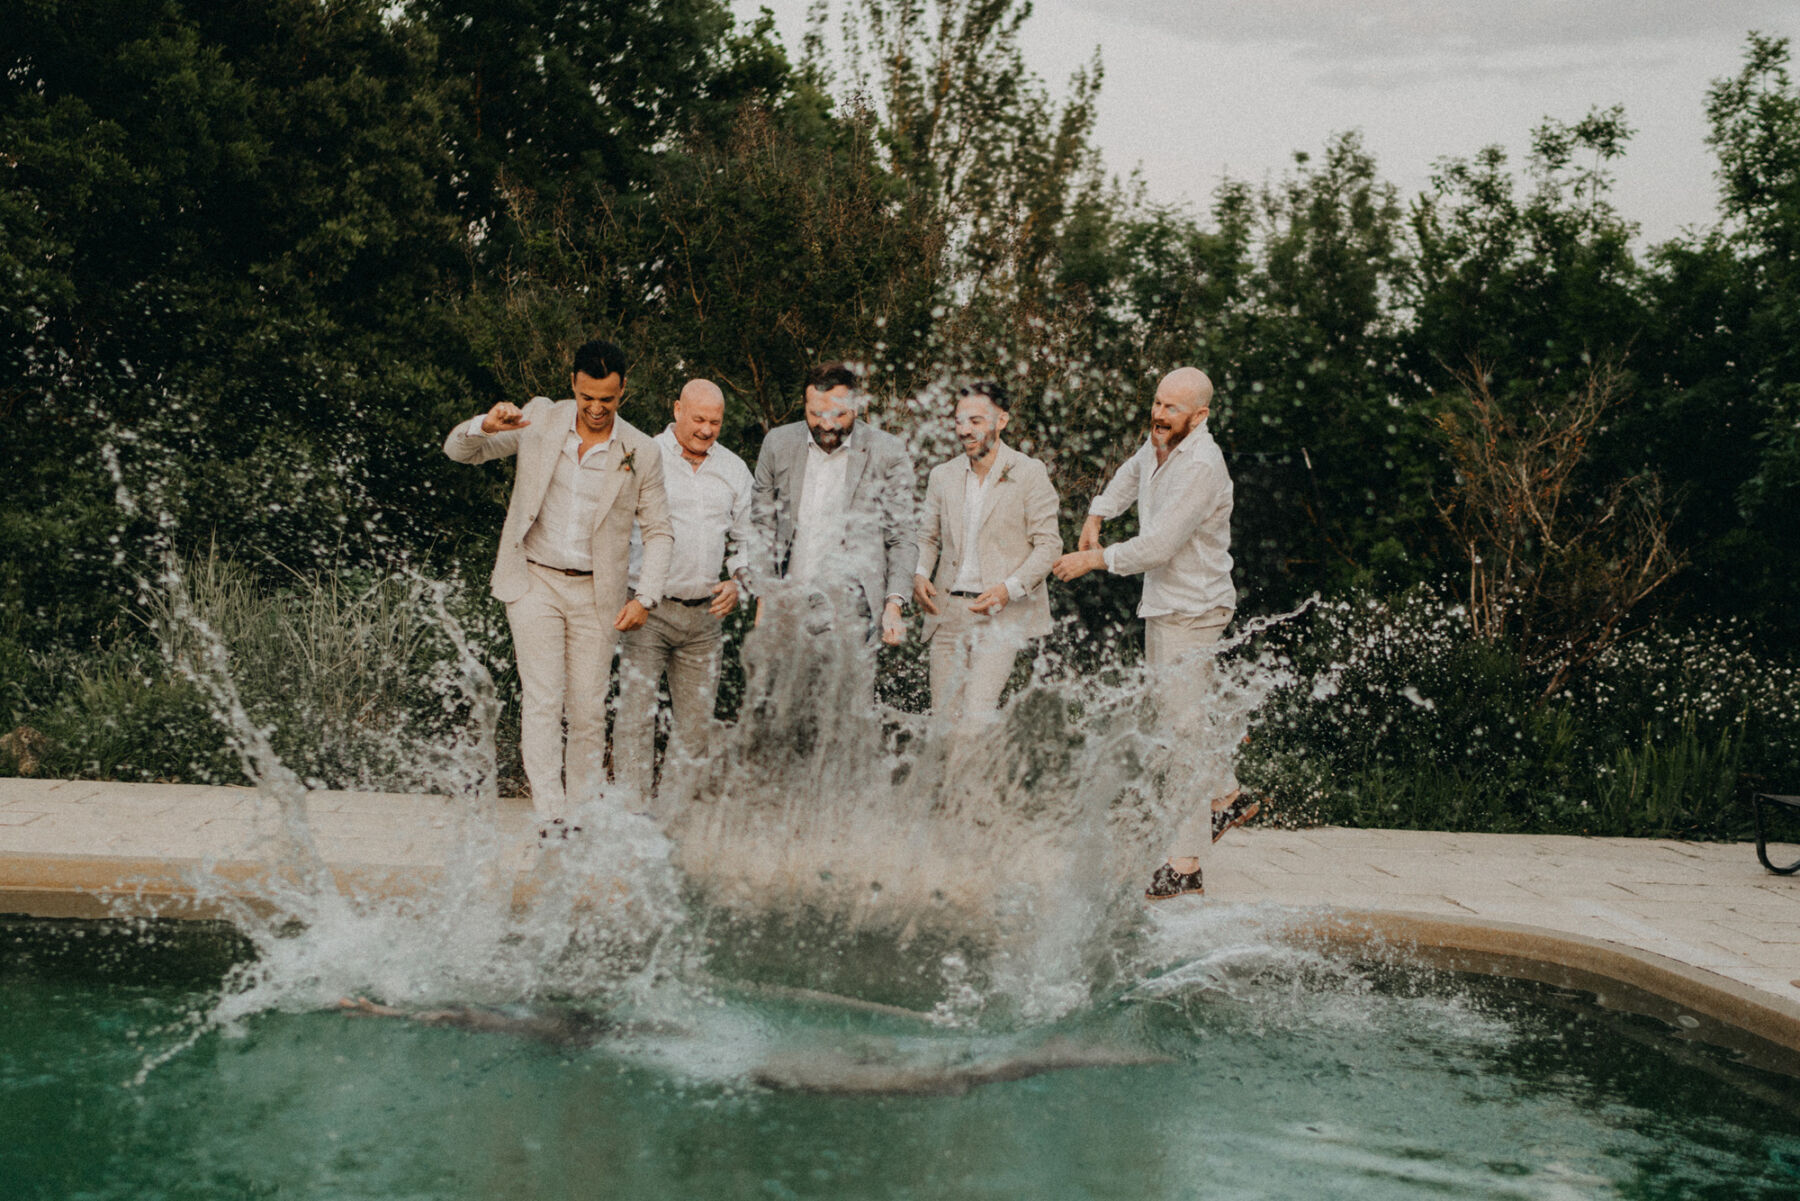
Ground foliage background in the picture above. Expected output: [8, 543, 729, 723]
[3, 1, 1797, 836]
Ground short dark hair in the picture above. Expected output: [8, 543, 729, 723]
[805, 361, 860, 393]
[958, 380, 1011, 412]
[572, 339, 628, 382]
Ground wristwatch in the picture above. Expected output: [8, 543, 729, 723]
[636, 594, 659, 611]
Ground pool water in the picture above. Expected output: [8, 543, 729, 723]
[6, 917, 1800, 1200]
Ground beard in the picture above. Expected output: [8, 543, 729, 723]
[810, 424, 846, 452]
[962, 430, 996, 460]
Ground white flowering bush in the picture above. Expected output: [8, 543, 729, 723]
[1239, 589, 1798, 838]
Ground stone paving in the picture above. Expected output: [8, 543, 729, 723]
[4, 776, 1799, 1009]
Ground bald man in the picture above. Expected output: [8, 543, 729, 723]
[615, 380, 755, 804]
[1052, 367, 1254, 900]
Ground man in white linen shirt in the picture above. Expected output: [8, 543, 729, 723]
[615, 379, 753, 804]
[913, 381, 1061, 722]
[444, 339, 673, 829]
[1052, 366, 1256, 900]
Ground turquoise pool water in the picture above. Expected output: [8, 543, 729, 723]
[6, 916, 1800, 1200]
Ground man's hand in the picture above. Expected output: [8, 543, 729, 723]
[481, 401, 530, 434]
[708, 578, 739, 617]
[968, 584, 1009, 615]
[1077, 515, 1104, 552]
[913, 573, 940, 616]
[1052, 548, 1107, 582]
[615, 598, 650, 632]
[881, 600, 905, 646]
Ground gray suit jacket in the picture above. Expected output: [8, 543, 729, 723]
[750, 420, 918, 611]
[444, 398, 673, 615]
[917, 442, 1062, 641]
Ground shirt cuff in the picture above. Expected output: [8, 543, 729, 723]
[1103, 546, 1119, 573]
[466, 416, 488, 436]
[885, 593, 906, 609]
[1004, 576, 1025, 602]
[916, 553, 933, 577]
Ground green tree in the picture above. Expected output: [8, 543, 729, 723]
[2, 0, 468, 643]
[1634, 33, 1800, 643]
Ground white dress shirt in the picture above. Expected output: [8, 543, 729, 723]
[1090, 422, 1235, 618]
[467, 412, 614, 573]
[918, 457, 1026, 600]
[787, 432, 855, 589]
[628, 427, 754, 601]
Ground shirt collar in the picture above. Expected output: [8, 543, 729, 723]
[566, 406, 614, 450]
[660, 425, 709, 465]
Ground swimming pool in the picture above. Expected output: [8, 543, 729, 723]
[6, 914, 1798, 1200]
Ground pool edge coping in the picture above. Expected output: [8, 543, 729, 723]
[1284, 907, 1800, 1060]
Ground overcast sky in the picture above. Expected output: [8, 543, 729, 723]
[731, 0, 1800, 245]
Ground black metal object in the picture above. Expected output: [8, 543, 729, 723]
[1752, 793, 1800, 874]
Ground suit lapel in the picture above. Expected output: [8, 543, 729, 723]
[973, 443, 1014, 537]
[943, 460, 967, 562]
[841, 433, 871, 508]
[587, 420, 635, 525]
[780, 432, 809, 567]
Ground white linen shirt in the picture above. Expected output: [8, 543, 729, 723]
[787, 432, 855, 589]
[1089, 423, 1235, 618]
[628, 427, 754, 601]
[467, 412, 614, 573]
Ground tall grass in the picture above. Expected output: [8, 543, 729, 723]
[1, 551, 489, 791]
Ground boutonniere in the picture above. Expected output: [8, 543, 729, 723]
[997, 463, 1014, 484]
[619, 448, 636, 473]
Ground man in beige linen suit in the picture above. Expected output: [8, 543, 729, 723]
[444, 339, 673, 824]
[914, 381, 1062, 722]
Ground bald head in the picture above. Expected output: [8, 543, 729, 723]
[1150, 367, 1213, 451]
[680, 378, 724, 408]
[673, 378, 726, 459]
[1159, 367, 1212, 408]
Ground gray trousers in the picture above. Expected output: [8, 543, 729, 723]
[614, 601, 723, 803]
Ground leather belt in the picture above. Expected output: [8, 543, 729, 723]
[950, 590, 981, 598]
[528, 560, 593, 577]
[669, 595, 713, 608]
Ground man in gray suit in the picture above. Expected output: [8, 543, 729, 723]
[749, 362, 917, 649]
[914, 381, 1062, 722]
[444, 339, 673, 826]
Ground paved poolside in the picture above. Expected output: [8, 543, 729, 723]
[5, 776, 1800, 1039]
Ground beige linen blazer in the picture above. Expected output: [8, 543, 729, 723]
[444, 398, 673, 614]
[916, 441, 1062, 641]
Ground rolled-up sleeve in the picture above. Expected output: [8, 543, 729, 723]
[1087, 451, 1143, 520]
